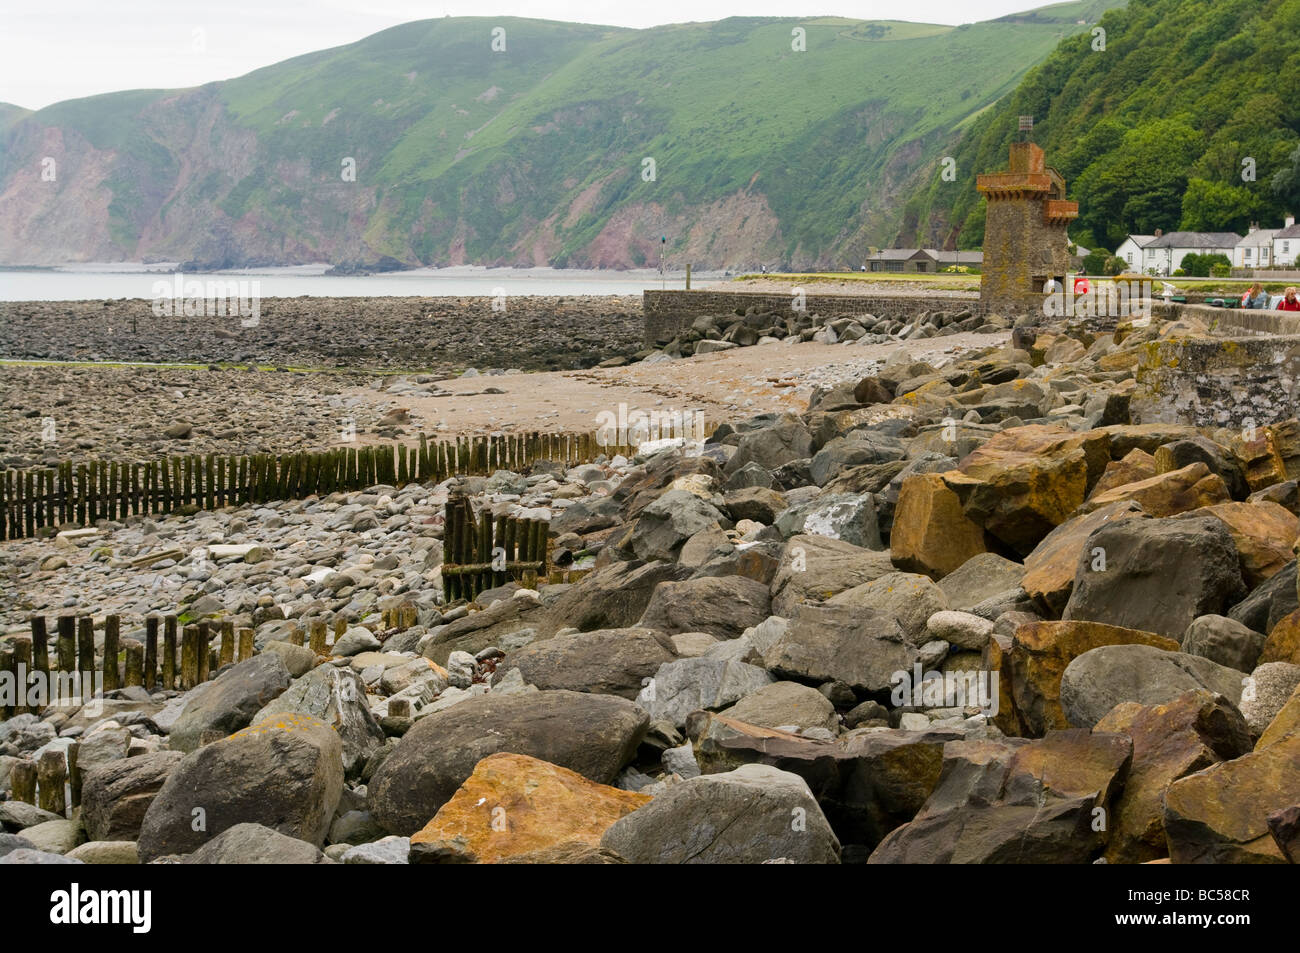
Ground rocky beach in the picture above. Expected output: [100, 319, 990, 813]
[2, 296, 1298, 866]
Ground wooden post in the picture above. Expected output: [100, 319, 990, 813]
[30, 616, 49, 684]
[197, 622, 211, 682]
[77, 616, 95, 686]
[288, 625, 304, 648]
[220, 620, 235, 667]
[12, 638, 32, 716]
[57, 615, 75, 674]
[181, 625, 199, 690]
[102, 614, 120, 692]
[144, 616, 158, 690]
[124, 639, 144, 687]
[0, 645, 13, 719]
[238, 628, 255, 662]
[37, 749, 67, 816]
[67, 742, 83, 809]
[10, 760, 37, 804]
[309, 620, 327, 655]
[163, 615, 177, 690]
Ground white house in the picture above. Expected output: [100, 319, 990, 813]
[1143, 231, 1241, 275]
[1115, 234, 1156, 271]
[1235, 226, 1281, 268]
[1273, 216, 1300, 267]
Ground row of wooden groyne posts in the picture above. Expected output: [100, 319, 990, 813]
[0, 429, 644, 541]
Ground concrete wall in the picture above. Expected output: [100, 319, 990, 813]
[642, 289, 982, 347]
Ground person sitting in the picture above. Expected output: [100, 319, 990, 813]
[1241, 283, 1270, 309]
[1280, 287, 1300, 312]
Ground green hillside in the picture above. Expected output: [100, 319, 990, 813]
[905, 0, 1300, 252]
[0, 8, 1118, 268]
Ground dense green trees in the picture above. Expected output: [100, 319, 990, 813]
[909, 0, 1300, 250]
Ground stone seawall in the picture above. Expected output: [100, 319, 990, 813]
[1133, 333, 1300, 428]
[643, 289, 982, 347]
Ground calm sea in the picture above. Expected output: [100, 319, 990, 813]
[0, 264, 714, 301]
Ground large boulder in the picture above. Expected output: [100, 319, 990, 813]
[1163, 733, 1300, 863]
[942, 425, 1108, 554]
[718, 681, 839, 733]
[138, 713, 344, 862]
[1059, 645, 1245, 729]
[628, 490, 726, 562]
[180, 822, 333, 864]
[251, 664, 384, 777]
[1000, 620, 1179, 737]
[542, 560, 690, 634]
[369, 691, 648, 835]
[167, 652, 293, 753]
[496, 627, 676, 699]
[1062, 516, 1247, 641]
[599, 764, 841, 864]
[810, 434, 905, 486]
[936, 553, 1025, 610]
[889, 473, 986, 579]
[775, 493, 882, 549]
[868, 731, 1127, 864]
[636, 657, 774, 728]
[828, 572, 949, 645]
[80, 750, 184, 842]
[1182, 615, 1266, 672]
[762, 602, 915, 694]
[1020, 502, 1145, 614]
[1079, 462, 1230, 517]
[769, 534, 895, 617]
[408, 753, 649, 864]
[723, 415, 813, 475]
[1260, 609, 1300, 665]
[1093, 690, 1252, 863]
[637, 576, 771, 639]
[1153, 436, 1249, 501]
[1239, 662, 1300, 737]
[1187, 501, 1298, 588]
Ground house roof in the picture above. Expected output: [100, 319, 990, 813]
[1236, 229, 1281, 247]
[1120, 235, 1156, 248]
[1274, 224, 1300, 239]
[1146, 231, 1242, 249]
[867, 248, 936, 261]
[933, 250, 983, 263]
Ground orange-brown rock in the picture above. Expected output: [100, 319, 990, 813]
[1236, 428, 1289, 493]
[1188, 501, 1299, 587]
[1097, 424, 1200, 458]
[1078, 462, 1229, 517]
[1094, 690, 1252, 864]
[1088, 449, 1159, 499]
[1260, 609, 1300, 665]
[943, 425, 1111, 554]
[409, 753, 650, 863]
[1021, 501, 1145, 614]
[982, 632, 1022, 736]
[1006, 620, 1179, 737]
[1163, 733, 1300, 863]
[890, 473, 986, 579]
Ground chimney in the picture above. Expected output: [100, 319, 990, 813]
[1154, 228, 1163, 238]
[1288, 214, 1296, 228]
[1248, 222, 1258, 234]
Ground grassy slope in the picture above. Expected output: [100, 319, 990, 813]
[3, 5, 1120, 266]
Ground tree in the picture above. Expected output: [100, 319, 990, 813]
[1081, 248, 1111, 274]
[1272, 143, 1300, 217]
[1181, 178, 1261, 233]
[1179, 252, 1231, 278]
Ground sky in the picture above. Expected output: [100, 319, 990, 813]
[2, 0, 1057, 110]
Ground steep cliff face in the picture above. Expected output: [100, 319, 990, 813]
[0, 8, 1114, 268]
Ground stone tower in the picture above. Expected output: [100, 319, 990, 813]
[977, 141, 1078, 315]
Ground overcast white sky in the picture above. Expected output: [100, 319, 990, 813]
[1, 0, 1053, 110]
